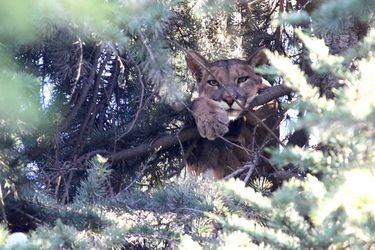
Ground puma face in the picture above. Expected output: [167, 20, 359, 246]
[186, 50, 269, 121]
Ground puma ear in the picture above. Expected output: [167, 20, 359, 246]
[247, 48, 268, 68]
[186, 50, 209, 81]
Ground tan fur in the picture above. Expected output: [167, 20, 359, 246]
[186, 50, 278, 179]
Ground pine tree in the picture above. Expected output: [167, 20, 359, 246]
[0, 0, 374, 249]
[180, 1, 375, 249]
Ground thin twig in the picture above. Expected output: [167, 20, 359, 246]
[0, 185, 8, 224]
[121, 155, 154, 192]
[138, 32, 157, 65]
[244, 159, 258, 184]
[247, 111, 286, 147]
[54, 176, 61, 200]
[71, 36, 84, 97]
[116, 57, 145, 142]
[219, 135, 251, 154]
[74, 49, 110, 156]
[59, 42, 103, 132]
[223, 165, 250, 180]
[12, 207, 46, 226]
[62, 171, 74, 203]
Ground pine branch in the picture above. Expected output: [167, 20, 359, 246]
[110, 84, 292, 162]
[58, 43, 103, 132]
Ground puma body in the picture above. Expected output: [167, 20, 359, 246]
[186, 50, 278, 179]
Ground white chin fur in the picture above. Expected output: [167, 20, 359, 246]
[217, 101, 244, 121]
[228, 111, 241, 121]
[217, 101, 230, 110]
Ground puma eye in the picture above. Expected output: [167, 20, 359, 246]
[237, 76, 249, 84]
[207, 80, 219, 87]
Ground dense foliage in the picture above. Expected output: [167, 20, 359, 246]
[0, 0, 374, 249]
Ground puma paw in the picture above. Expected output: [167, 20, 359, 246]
[194, 101, 229, 140]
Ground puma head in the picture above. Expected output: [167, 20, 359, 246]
[186, 49, 270, 120]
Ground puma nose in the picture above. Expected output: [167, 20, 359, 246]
[224, 96, 234, 106]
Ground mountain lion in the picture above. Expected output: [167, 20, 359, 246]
[185, 49, 278, 179]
